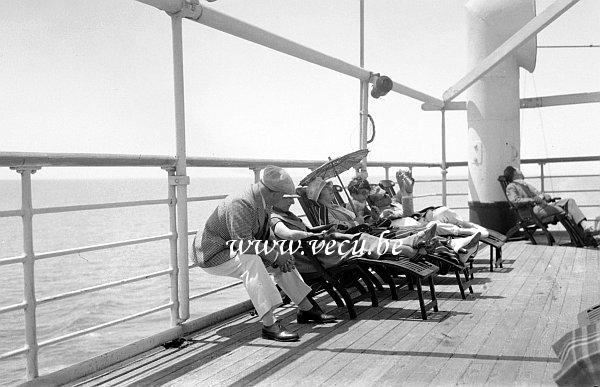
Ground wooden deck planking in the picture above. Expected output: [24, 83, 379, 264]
[426, 248, 530, 385]
[70, 234, 600, 386]
[512, 246, 570, 385]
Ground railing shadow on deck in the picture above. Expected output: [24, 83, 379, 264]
[127, 294, 468, 385]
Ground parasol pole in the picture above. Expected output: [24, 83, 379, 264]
[329, 157, 357, 214]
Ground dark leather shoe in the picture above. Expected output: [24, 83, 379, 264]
[261, 321, 299, 342]
[297, 307, 336, 324]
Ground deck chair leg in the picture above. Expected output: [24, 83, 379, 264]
[351, 278, 367, 295]
[357, 266, 379, 307]
[407, 275, 414, 291]
[323, 282, 345, 307]
[307, 294, 320, 310]
[416, 279, 427, 320]
[522, 225, 538, 245]
[455, 269, 467, 300]
[506, 224, 521, 240]
[496, 247, 503, 268]
[360, 265, 384, 291]
[464, 269, 474, 293]
[536, 219, 555, 246]
[428, 277, 438, 312]
[330, 279, 357, 319]
[489, 246, 494, 272]
[372, 266, 398, 300]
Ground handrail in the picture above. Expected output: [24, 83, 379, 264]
[34, 234, 173, 261]
[36, 269, 173, 305]
[1, 151, 597, 384]
[33, 199, 170, 215]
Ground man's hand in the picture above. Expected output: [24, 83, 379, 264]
[533, 195, 544, 205]
[274, 253, 295, 273]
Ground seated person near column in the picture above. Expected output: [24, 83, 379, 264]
[503, 166, 596, 235]
[270, 194, 437, 265]
[191, 166, 335, 343]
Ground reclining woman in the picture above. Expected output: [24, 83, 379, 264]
[270, 192, 439, 266]
[368, 185, 489, 238]
[307, 177, 478, 263]
[340, 177, 481, 263]
[503, 166, 597, 239]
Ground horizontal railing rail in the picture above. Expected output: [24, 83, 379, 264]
[0, 151, 597, 384]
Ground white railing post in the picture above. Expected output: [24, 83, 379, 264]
[163, 167, 180, 326]
[251, 167, 261, 183]
[384, 167, 390, 181]
[358, 0, 369, 177]
[539, 162, 546, 192]
[171, 14, 190, 321]
[441, 109, 448, 206]
[12, 166, 40, 380]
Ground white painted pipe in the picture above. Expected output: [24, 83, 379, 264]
[166, 168, 181, 326]
[19, 168, 39, 380]
[133, 0, 444, 107]
[465, 0, 536, 230]
[171, 15, 190, 321]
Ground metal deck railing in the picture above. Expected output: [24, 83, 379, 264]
[0, 152, 598, 383]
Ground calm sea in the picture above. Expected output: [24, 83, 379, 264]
[0, 176, 598, 385]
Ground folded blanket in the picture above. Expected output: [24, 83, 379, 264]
[552, 321, 600, 386]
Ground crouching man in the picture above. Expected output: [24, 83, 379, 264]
[191, 165, 335, 342]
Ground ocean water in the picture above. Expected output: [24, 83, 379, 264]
[0, 175, 598, 385]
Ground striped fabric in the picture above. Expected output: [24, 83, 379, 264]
[552, 321, 600, 386]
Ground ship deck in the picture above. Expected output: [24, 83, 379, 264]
[71, 232, 599, 386]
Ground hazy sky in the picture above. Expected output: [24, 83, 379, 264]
[0, 0, 598, 179]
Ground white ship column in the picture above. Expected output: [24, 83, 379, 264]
[465, 0, 536, 232]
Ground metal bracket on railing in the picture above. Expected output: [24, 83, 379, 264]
[168, 175, 190, 186]
[166, 0, 202, 20]
[10, 166, 41, 175]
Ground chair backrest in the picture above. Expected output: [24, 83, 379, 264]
[498, 175, 515, 208]
[296, 187, 328, 227]
[332, 184, 346, 206]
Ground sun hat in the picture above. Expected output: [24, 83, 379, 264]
[306, 177, 330, 202]
[260, 166, 295, 195]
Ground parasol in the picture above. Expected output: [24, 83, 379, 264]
[299, 149, 369, 214]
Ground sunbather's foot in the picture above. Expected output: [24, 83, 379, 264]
[411, 222, 437, 249]
[450, 232, 481, 264]
[581, 221, 599, 235]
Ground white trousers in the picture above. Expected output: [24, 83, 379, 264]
[202, 253, 311, 320]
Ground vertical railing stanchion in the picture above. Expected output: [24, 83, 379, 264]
[384, 167, 390, 181]
[441, 109, 448, 206]
[540, 162, 545, 192]
[251, 167, 261, 183]
[164, 167, 180, 326]
[358, 0, 369, 177]
[13, 166, 40, 380]
[171, 14, 190, 321]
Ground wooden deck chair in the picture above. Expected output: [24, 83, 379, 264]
[298, 186, 476, 300]
[297, 238, 379, 319]
[498, 176, 588, 247]
[379, 179, 507, 272]
[296, 187, 443, 316]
